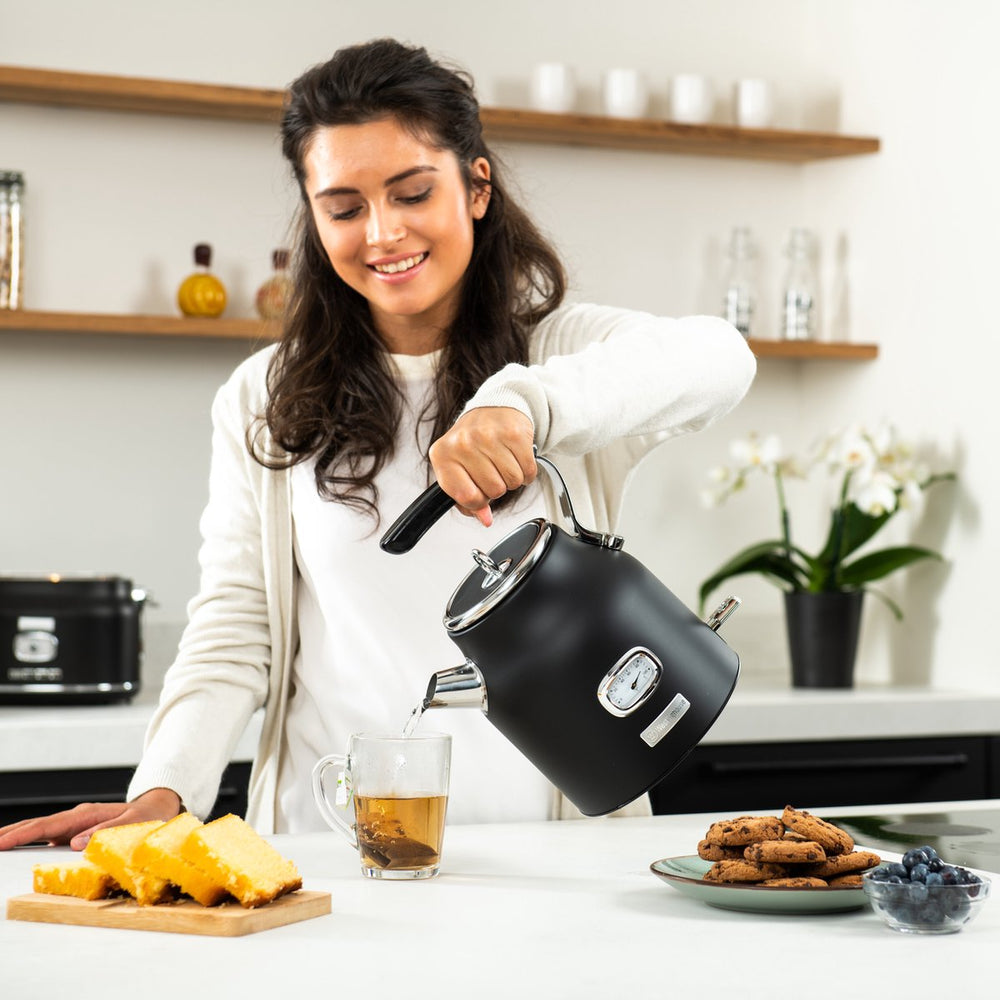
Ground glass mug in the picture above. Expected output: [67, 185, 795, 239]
[312, 732, 451, 880]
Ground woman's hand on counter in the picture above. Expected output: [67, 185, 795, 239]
[0, 787, 182, 851]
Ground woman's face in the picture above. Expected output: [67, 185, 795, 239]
[303, 117, 491, 354]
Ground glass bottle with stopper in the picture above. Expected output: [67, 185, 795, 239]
[255, 248, 291, 320]
[177, 242, 226, 318]
[0, 171, 25, 310]
[781, 227, 818, 340]
[721, 226, 756, 338]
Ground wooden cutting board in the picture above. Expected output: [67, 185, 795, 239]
[6, 889, 331, 937]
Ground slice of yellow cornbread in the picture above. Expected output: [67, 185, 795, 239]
[180, 814, 301, 908]
[32, 858, 118, 901]
[83, 820, 172, 904]
[132, 812, 228, 907]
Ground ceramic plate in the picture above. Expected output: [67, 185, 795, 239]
[649, 855, 868, 914]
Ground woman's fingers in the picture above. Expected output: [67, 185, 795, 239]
[68, 788, 183, 850]
[0, 802, 129, 851]
[429, 407, 535, 520]
[0, 788, 182, 852]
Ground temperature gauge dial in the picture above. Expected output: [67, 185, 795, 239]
[597, 648, 663, 717]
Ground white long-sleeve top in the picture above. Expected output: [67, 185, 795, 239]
[128, 303, 756, 832]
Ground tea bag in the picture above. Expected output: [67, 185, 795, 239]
[357, 817, 437, 870]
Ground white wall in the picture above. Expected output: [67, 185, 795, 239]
[1, 0, 993, 691]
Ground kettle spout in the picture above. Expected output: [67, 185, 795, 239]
[424, 660, 487, 712]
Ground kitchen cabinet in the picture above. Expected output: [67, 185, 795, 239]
[0, 761, 251, 828]
[0, 64, 879, 359]
[649, 735, 1000, 815]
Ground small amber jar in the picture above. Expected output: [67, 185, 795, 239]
[177, 243, 226, 318]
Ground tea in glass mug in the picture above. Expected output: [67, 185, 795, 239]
[312, 732, 451, 879]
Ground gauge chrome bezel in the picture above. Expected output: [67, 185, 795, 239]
[596, 646, 663, 717]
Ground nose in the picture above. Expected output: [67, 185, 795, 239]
[366, 203, 406, 248]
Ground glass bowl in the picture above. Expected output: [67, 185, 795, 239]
[863, 866, 991, 934]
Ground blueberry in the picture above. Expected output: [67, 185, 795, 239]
[923, 846, 939, 861]
[928, 857, 945, 872]
[868, 866, 891, 882]
[902, 847, 929, 869]
[909, 863, 930, 883]
[940, 866, 960, 885]
[886, 862, 909, 880]
[942, 891, 971, 920]
[925, 871, 944, 886]
[917, 899, 947, 925]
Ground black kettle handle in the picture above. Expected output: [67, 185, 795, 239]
[379, 481, 456, 554]
[379, 449, 625, 555]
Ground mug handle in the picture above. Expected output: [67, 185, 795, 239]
[311, 753, 358, 850]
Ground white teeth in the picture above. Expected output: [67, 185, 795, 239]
[373, 253, 425, 274]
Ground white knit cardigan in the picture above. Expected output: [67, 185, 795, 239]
[128, 302, 756, 832]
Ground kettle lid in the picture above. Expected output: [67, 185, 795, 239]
[444, 518, 552, 633]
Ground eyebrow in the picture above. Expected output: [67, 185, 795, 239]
[312, 165, 439, 200]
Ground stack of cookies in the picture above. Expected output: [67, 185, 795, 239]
[698, 805, 881, 888]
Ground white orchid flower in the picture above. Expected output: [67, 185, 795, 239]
[729, 432, 783, 472]
[700, 487, 724, 508]
[778, 455, 809, 479]
[897, 478, 923, 510]
[830, 425, 878, 473]
[850, 469, 899, 517]
[700, 468, 746, 507]
[867, 421, 895, 458]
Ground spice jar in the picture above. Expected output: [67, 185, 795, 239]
[177, 243, 226, 318]
[0, 171, 25, 309]
[255, 248, 291, 320]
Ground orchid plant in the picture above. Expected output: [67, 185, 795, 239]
[698, 424, 954, 619]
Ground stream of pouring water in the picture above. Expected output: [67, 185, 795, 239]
[402, 698, 429, 737]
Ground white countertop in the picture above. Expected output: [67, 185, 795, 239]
[2, 681, 999, 773]
[2, 799, 997, 999]
[0, 689, 263, 772]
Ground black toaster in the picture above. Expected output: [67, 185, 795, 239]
[0, 575, 145, 704]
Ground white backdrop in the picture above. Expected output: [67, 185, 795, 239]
[0, 0, 990, 691]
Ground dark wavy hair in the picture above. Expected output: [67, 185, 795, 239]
[253, 38, 566, 519]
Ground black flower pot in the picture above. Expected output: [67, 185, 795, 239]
[783, 590, 864, 689]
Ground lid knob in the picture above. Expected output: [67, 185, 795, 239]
[471, 549, 513, 588]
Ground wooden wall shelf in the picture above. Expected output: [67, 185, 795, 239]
[747, 338, 878, 360]
[0, 310, 877, 359]
[0, 65, 880, 163]
[0, 309, 277, 341]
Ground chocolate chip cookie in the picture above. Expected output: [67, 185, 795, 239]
[704, 815, 784, 846]
[781, 805, 854, 855]
[703, 859, 788, 883]
[804, 850, 882, 878]
[697, 839, 746, 861]
[744, 839, 827, 864]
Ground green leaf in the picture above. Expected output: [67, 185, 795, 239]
[698, 540, 808, 613]
[837, 546, 942, 588]
[817, 503, 892, 568]
[865, 587, 905, 621]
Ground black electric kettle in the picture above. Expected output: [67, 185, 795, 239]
[380, 453, 741, 816]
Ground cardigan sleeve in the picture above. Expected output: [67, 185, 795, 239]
[461, 303, 756, 454]
[127, 358, 273, 819]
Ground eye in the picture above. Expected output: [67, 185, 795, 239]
[327, 205, 363, 222]
[398, 187, 432, 206]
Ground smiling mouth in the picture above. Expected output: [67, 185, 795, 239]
[371, 252, 428, 275]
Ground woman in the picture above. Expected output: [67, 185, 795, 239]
[0, 38, 754, 849]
